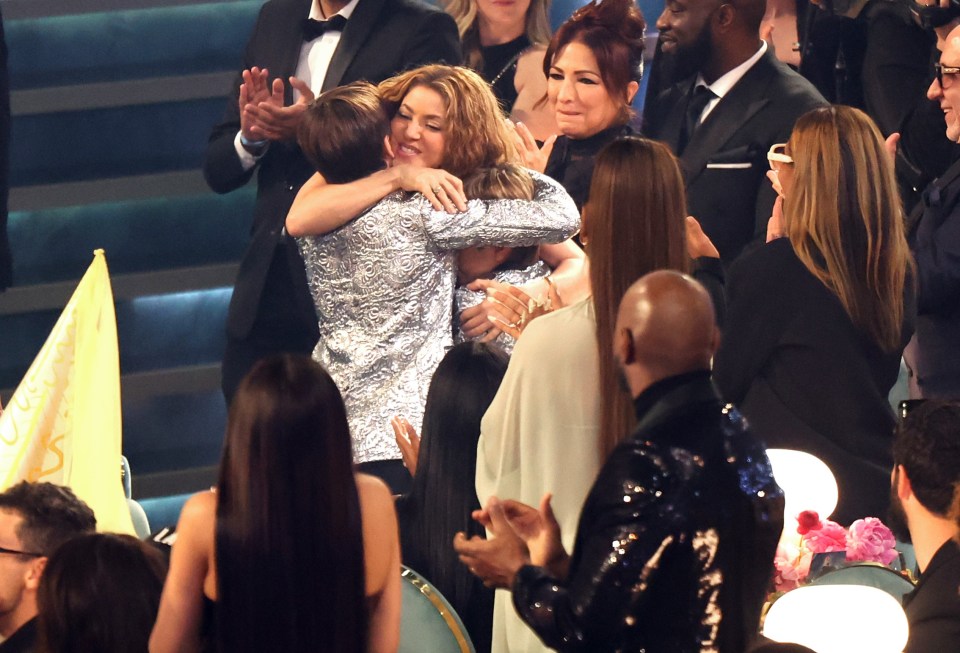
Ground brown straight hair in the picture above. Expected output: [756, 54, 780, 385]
[586, 137, 689, 458]
[215, 355, 366, 653]
[783, 106, 912, 352]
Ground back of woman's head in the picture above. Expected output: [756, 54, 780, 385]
[400, 342, 508, 612]
[216, 355, 366, 653]
[379, 65, 518, 177]
[544, 0, 646, 125]
[37, 533, 166, 653]
[784, 105, 911, 352]
[586, 136, 689, 457]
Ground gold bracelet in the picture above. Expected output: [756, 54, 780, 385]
[545, 275, 559, 307]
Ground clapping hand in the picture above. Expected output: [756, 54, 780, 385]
[506, 120, 557, 173]
[766, 195, 785, 242]
[391, 416, 420, 476]
[475, 493, 569, 577]
[241, 75, 314, 142]
[454, 497, 530, 589]
[684, 216, 720, 260]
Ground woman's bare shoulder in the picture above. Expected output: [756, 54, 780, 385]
[354, 473, 395, 508]
[516, 45, 548, 81]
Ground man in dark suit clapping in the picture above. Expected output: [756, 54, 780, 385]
[206, 0, 461, 404]
[643, 0, 825, 262]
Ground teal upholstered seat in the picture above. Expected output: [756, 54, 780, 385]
[809, 562, 916, 604]
[6, 1, 263, 90]
[400, 566, 475, 653]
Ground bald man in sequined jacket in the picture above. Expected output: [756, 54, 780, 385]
[456, 271, 784, 653]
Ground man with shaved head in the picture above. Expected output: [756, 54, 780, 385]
[644, 0, 825, 262]
[456, 271, 784, 653]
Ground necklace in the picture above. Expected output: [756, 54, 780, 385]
[490, 46, 532, 87]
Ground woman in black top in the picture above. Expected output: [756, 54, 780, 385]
[444, 0, 557, 139]
[514, 0, 646, 209]
[714, 106, 915, 525]
[394, 342, 508, 653]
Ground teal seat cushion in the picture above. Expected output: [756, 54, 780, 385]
[400, 566, 475, 653]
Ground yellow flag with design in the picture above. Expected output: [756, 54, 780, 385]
[0, 250, 133, 534]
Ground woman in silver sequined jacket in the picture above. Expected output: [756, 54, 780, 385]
[285, 68, 580, 483]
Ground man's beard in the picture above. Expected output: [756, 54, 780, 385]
[887, 471, 912, 544]
[665, 25, 714, 81]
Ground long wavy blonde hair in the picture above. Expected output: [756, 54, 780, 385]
[443, 0, 552, 70]
[783, 106, 912, 352]
[378, 65, 519, 178]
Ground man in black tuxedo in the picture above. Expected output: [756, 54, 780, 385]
[643, 0, 825, 262]
[205, 0, 460, 403]
[889, 400, 960, 653]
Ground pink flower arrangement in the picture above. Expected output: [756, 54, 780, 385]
[772, 511, 900, 590]
[846, 517, 898, 565]
[803, 518, 847, 554]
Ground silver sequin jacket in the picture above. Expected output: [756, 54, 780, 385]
[297, 171, 579, 463]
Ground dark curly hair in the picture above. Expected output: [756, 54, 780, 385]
[893, 400, 960, 517]
[0, 482, 96, 555]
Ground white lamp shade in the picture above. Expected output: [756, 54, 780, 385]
[763, 585, 909, 653]
[766, 448, 839, 522]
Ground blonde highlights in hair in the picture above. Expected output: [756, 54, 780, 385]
[379, 65, 519, 178]
[443, 0, 552, 70]
[783, 106, 912, 352]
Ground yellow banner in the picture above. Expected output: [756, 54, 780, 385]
[0, 250, 133, 534]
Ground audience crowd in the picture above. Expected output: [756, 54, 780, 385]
[2, 0, 960, 650]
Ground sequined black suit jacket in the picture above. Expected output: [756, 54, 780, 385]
[512, 372, 784, 653]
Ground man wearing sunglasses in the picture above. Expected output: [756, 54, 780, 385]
[904, 24, 960, 399]
[0, 482, 95, 653]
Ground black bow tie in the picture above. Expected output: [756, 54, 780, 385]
[302, 14, 347, 41]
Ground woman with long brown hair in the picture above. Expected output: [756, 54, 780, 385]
[476, 135, 720, 653]
[149, 355, 401, 653]
[714, 105, 914, 525]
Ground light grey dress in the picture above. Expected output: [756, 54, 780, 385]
[297, 171, 579, 463]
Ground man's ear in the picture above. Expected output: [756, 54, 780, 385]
[23, 557, 47, 591]
[491, 246, 513, 267]
[615, 327, 635, 366]
[895, 464, 913, 501]
[383, 135, 395, 162]
[714, 2, 736, 30]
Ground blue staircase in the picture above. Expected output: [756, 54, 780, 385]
[0, 0, 266, 499]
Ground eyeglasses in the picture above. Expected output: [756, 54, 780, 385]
[767, 143, 794, 171]
[935, 62, 960, 88]
[0, 544, 44, 558]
